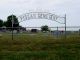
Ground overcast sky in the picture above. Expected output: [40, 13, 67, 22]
[0, 0, 80, 27]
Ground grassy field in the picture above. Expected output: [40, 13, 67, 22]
[0, 33, 80, 60]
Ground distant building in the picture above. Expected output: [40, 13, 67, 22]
[31, 29, 38, 33]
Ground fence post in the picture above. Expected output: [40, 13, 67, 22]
[57, 27, 58, 38]
[79, 29, 80, 35]
[65, 14, 66, 40]
[12, 14, 14, 40]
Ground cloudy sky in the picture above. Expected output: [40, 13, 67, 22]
[0, 0, 80, 27]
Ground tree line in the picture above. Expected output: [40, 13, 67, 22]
[0, 15, 20, 30]
[0, 15, 49, 32]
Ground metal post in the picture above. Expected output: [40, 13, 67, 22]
[57, 27, 58, 38]
[79, 29, 80, 35]
[12, 14, 14, 40]
[65, 14, 66, 40]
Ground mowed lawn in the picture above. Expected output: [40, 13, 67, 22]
[0, 33, 80, 60]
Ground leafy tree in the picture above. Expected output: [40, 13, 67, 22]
[0, 19, 3, 27]
[41, 25, 49, 32]
[3, 21, 7, 27]
[6, 15, 19, 30]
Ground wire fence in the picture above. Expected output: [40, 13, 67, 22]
[0, 26, 80, 39]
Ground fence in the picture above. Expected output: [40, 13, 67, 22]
[0, 26, 80, 40]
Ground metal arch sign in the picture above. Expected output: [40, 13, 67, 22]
[18, 12, 66, 38]
[18, 12, 62, 23]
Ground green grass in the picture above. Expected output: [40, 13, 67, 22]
[0, 33, 80, 60]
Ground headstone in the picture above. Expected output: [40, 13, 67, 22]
[13, 30, 17, 33]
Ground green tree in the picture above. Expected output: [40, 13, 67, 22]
[3, 21, 7, 27]
[6, 15, 19, 30]
[0, 19, 3, 27]
[41, 25, 49, 32]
